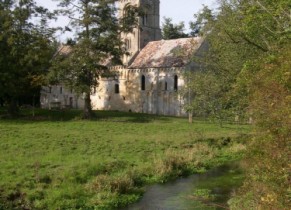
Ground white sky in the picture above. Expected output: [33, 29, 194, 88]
[161, 0, 216, 26]
[35, 0, 216, 41]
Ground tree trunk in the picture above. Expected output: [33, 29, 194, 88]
[0, 98, 4, 107]
[188, 110, 193, 123]
[83, 91, 93, 119]
[32, 94, 35, 117]
[7, 98, 19, 117]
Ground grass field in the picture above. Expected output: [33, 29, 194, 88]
[0, 109, 250, 209]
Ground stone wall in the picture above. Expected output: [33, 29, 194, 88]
[40, 85, 84, 110]
[40, 67, 188, 116]
[91, 67, 187, 116]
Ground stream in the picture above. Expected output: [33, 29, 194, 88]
[122, 162, 244, 210]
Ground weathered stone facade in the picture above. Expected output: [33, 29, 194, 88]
[91, 66, 186, 116]
[41, 85, 84, 110]
[119, 0, 162, 65]
[40, 0, 204, 116]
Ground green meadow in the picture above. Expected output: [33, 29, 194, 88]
[0, 109, 250, 209]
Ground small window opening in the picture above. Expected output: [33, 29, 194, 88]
[60, 87, 63, 94]
[115, 84, 120, 94]
[165, 82, 168, 91]
[141, 75, 146, 90]
[125, 39, 131, 50]
[142, 14, 148, 25]
[174, 75, 178, 91]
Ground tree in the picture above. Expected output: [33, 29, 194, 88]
[228, 43, 291, 210]
[189, 5, 214, 37]
[188, 0, 290, 119]
[183, 71, 228, 125]
[50, 0, 137, 119]
[188, 0, 290, 208]
[0, 0, 56, 116]
[161, 17, 188, 40]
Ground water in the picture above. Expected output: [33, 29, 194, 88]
[121, 163, 243, 210]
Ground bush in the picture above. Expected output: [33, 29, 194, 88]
[229, 45, 291, 209]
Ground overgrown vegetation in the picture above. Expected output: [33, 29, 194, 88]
[0, 0, 56, 117]
[187, 0, 291, 209]
[228, 44, 291, 210]
[161, 17, 188, 40]
[49, 0, 138, 119]
[0, 109, 249, 209]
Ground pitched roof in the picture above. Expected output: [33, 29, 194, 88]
[129, 37, 203, 69]
[56, 45, 72, 56]
[53, 45, 112, 66]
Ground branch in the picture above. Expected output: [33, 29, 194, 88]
[69, 1, 83, 10]
[224, 30, 240, 44]
[68, 15, 81, 21]
[262, 24, 278, 36]
[255, 0, 283, 27]
[241, 34, 268, 52]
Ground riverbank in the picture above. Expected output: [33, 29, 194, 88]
[124, 162, 244, 210]
[0, 109, 250, 209]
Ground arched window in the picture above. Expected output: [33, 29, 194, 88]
[174, 75, 178, 91]
[115, 84, 119, 94]
[125, 39, 131, 50]
[141, 75, 146, 90]
[165, 82, 168, 91]
[142, 14, 148, 26]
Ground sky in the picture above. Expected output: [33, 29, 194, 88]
[36, 0, 216, 41]
[160, 0, 216, 26]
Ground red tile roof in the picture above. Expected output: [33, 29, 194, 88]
[129, 37, 203, 69]
[56, 45, 72, 56]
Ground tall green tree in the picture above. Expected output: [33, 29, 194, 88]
[50, 0, 137, 119]
[161, 17, 188, 40]
[187, 0, 290, 208]
[186, 0, 290, 122]
[189, 5, 213, 37]
[0, 0, 56, 116]
[183, 71, 228, 125]
[229, 42, 291, 210]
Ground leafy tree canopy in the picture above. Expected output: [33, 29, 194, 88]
[161, 17, 188, 40]
[0, 0, 57, 116]
[49, 0, 138, 118]
[186, 0, 290, 208]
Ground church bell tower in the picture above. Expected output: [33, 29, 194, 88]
[118, 0, 162, 66]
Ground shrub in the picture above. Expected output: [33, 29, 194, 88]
[88, 174, 134, 194]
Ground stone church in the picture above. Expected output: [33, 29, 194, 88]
[40, 0, 204, 116]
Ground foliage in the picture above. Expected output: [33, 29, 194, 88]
[161, 17, 188, 40]
[189, 5, 214, 37]
[187, 0, 290, 119]
[229, 43, 291, 210]
[183, 71, 232, 125]
[0, 109, 250, 209]
[49, 0, 138, 119]
[0, 0, 56, 116]
[188, 0, 290, 209]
